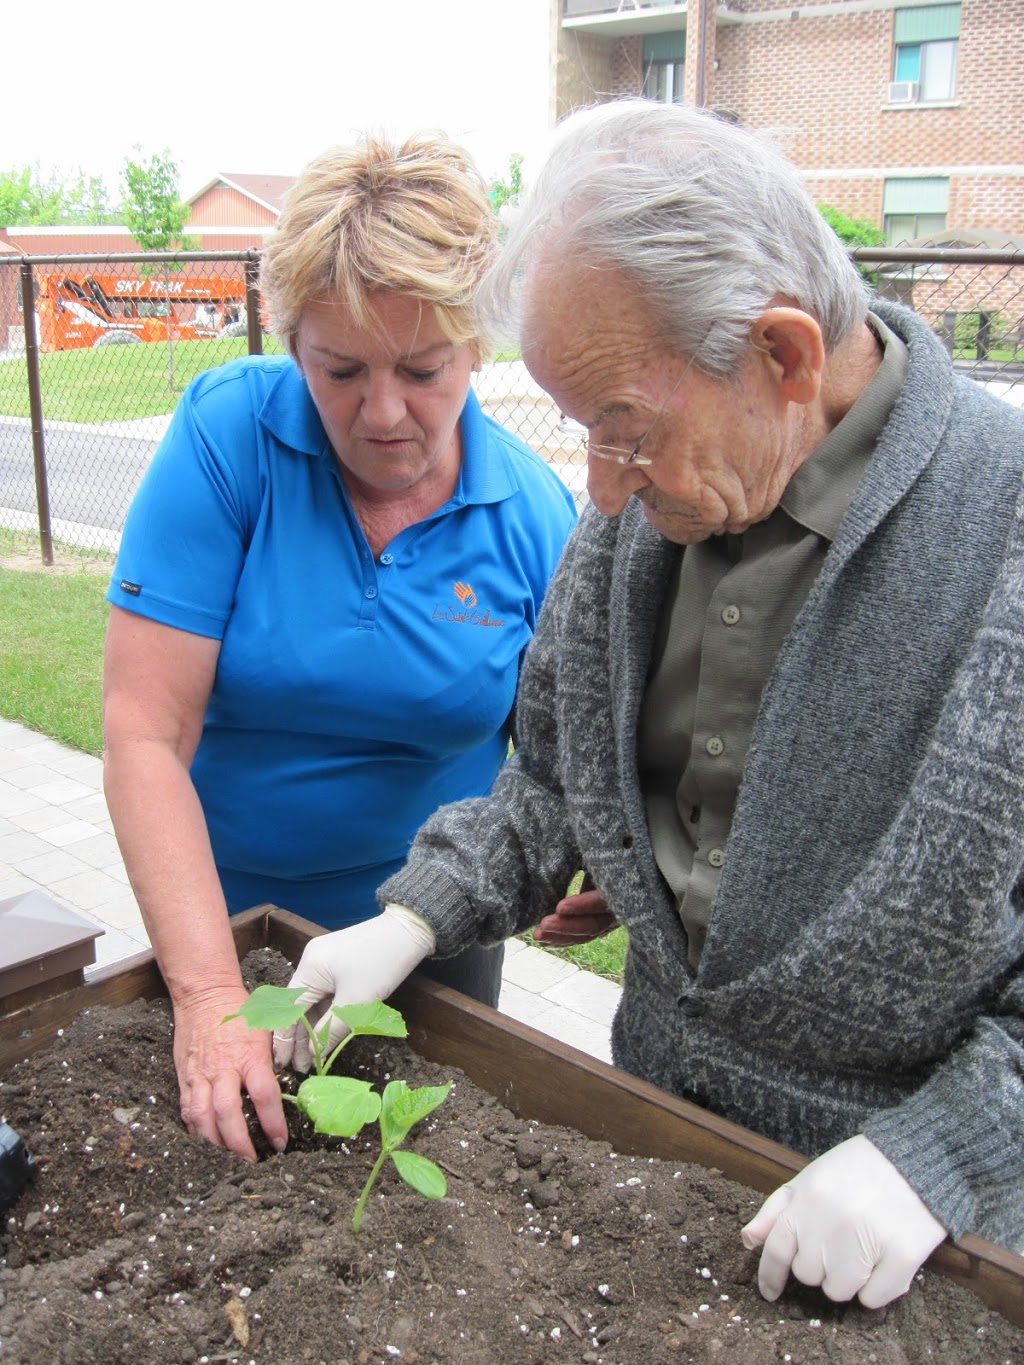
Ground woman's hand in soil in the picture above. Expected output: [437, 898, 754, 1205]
[740, 1134, 947, 1308]
[273, 906, 436, 1073]
[532, 888, 616, 946]
[174, 989, 289, 1162]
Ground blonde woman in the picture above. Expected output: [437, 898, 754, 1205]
[102, 134, 576, 1161]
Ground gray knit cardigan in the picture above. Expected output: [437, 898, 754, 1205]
[381, 300, 1024, 1248]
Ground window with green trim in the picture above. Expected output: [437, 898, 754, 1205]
[892, 4, 960, 102]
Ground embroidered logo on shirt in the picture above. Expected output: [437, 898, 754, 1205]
[433, 581, 505, 628]
[119, 580, 142, 596]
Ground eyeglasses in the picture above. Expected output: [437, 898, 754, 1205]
[561, 354, 696, 468]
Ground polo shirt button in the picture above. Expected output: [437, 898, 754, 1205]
[707, 847, 725, 869]
[705, 735, 724, 757]
[679, 997, 705, 1017]
[721, 604, 740, 626]
[365, 586, 378, 599]
[380, 552, 394, 565]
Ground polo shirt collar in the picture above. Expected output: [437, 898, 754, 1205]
[260, 358, 331, 457]
[780, 311, 908, 542]
[258, 360, 518, 508]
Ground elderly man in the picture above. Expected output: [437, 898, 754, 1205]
[274, 100, 1024, 1308]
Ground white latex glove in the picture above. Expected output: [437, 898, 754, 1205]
[272, 905, 435, 1074]
[740, 1134, 947, 1308]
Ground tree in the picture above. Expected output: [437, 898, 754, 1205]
[817, 203, 887, 283]
[122, 148, 197, 391]
[489, 153, 524, 215]
[488, 154, 525, 247]
[0, 164, 119, 227]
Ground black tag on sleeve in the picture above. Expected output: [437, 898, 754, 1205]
[119, 580, 142, 597]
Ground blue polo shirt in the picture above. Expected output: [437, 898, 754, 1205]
[108, 355, 576, 927]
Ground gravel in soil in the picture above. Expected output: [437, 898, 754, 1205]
[1, 949, 1021, 1364]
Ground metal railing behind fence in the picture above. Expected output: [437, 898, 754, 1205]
[2, 246, 1023, 563]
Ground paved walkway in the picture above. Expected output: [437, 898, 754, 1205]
[0, 717, 621, 1063]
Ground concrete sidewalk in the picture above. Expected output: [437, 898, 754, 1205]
[0, 717, 621, 1063]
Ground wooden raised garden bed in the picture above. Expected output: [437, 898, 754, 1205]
[3, 903, 1022, 1337]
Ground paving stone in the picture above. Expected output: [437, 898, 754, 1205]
[12, 847, 93, 884]
[0, 830, 57, 863]
[501, 943, 579, 991]
[543, 971, 622, 1028]
[45, 868, 129, 912]
[38, 820, 106, 849]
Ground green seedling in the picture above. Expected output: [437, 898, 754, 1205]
[223, 985, 451, 1231]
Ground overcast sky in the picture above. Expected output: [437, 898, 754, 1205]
[3, 0, 552, 201]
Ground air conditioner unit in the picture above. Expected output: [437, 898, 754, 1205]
[888, 80, 920, 103]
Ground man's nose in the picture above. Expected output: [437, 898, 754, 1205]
[586, 452, 640, 516]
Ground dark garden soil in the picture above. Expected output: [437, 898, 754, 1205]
[1, 950, 1021, 1365]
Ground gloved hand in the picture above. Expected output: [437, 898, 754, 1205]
[740, 1134, 947, 1308]
[272, 905, 435, 1074]
[532, 882, 616, 946]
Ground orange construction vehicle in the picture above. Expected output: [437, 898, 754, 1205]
[31, 272, 249, 352]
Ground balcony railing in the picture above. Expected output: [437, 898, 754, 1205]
[565, 1, 678, 17]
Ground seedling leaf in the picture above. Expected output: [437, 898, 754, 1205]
[380, 1079, 452, 1148]
[221, 984, 307, 1031]
[391, 1150, 447, 1200]
[333, 1001, 408, 1039]
[296, 1076, 381, 1137]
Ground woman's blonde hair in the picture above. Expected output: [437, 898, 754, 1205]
[261, 132, 498, 362]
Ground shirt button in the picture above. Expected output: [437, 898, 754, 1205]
[364, 586, 378, 599]
[707, 847, 725, 869]
[380, 552, 394, 566]
[721, 604, 741, 626]
[679, 997, 705, 1018]
[705, 735, 724, 757]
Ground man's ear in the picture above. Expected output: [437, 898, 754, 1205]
[749, 308, 825, 405]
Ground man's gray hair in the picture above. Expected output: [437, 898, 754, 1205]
[482, 100, 870, 378]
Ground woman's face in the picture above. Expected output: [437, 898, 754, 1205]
[294, 292, 476, 499]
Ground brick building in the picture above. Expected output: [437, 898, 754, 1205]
[556, 1, 1024, 245]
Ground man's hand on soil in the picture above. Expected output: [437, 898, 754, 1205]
[740, 1134, 947, 1307]
[173, 988, 288, 1163]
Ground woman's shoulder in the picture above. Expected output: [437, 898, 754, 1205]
[182, 353, 297, 416]
[467, 396, 576, 519]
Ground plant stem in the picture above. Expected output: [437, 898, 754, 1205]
[300, 1016, 326, 1075]
[352, 1150, 389, 1233]
[323, 1033, 353, 1075]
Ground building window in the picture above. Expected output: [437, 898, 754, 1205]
[644, 59, 685, 103]
[891, 4, 959, 102]
[883, 178, 949, 244]
[643, 31, 685, 104]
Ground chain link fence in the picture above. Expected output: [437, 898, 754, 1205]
[1, 247, 1022, 563]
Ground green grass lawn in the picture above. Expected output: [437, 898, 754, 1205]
[0, 529, 110, 754]
[0, 336, 284, 424]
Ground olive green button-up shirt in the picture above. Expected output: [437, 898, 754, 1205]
[638, 314, 908, 968]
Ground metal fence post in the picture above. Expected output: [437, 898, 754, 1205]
[940, 310, 958, 355]
[19, 262, 54, 566]
[977, 310, 992, 361]
[244, 256, 263, 357]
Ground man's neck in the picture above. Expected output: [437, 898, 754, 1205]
[788, 320, 885, 472]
